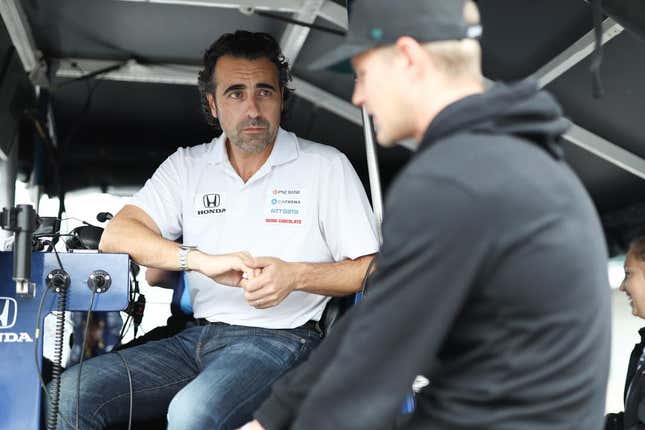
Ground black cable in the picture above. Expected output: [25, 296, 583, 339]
[61, 63, 103, 154]
[33, 288, 81, 430]
[56, 62, 125, 88]
[360, 257, 378, 297]
[52, 242, 66, 274]
[256, 11, 346, 36]
[36, 243, 78, 430]
[121, 314, 134, 341]
[23, 112, 64, 209]
[54, 63, 105, 230]
[76, 288, 98, 429]
[47, 283, 68, 430]
[112, 265, 138, 349]
[114, 351, 133, 430]
[118, 314, 133, 343]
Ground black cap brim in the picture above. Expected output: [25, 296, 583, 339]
[308, 43, 373, 72]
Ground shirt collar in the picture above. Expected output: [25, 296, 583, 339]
[209, 127, 299, 166]
[268, 128, 299, 166]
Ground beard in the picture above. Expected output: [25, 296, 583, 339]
[228, 117, 275, 154]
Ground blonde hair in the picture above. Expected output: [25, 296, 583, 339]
[422, 1, 482, 79]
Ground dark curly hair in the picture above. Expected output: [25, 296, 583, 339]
[197, 31, 293, 130]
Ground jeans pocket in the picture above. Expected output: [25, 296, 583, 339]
[256, 330, 318, 368]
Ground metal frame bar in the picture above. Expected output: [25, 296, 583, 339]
[485, 14, 640, 178]
[361, 106, 383, 242]
[116, 0, 347, 29]
[54, 57, 421, 152]
[564, 123, 645, 180]
[0, 0, 43, 77]
[318, 1, 347, 30]
[290, 76, 360, 125]
[117, 0, 306, 12]
[533, 17, 624, 88]
[55, 58, 359, 119]
[54, 59, 360, 121]
[55, 58, 200, 85]
[279, 0, 325, 64]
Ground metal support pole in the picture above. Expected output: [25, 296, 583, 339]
[361, 106, 383, 244]
[0, 134, 18, 243]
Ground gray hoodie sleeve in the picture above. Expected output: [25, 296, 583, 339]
[254, 311, 355, 429]
[258, 174, 494, 429]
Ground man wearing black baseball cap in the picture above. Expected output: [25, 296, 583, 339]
[241, 1, 611, 429]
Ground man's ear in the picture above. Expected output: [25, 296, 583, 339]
[395, 36, 427, 80]
[206, 93, 218, 118]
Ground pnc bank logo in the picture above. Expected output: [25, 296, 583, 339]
[0, 297, 17, 329]
[203, 194, 221, 208]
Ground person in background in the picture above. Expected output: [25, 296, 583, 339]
[608, 237, 645, 430]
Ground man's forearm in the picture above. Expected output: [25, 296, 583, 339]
[100, 207, 254, 288]
[145, 267, 180, 289]
[99, 214, 182, 270]
[293, 254, 375, 296]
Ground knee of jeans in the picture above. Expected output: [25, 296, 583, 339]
[46, 366, 78, 418]
[50, 365, 103, 424]
[167, 389, 223, 429]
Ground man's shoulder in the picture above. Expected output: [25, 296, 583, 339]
[178, 139, 216, 159]
[413, 131, 564, 189]
[165, 139, 217, 165]
[291, 133, 345, 162]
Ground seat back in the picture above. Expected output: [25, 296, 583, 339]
[320, 295, 355, 335]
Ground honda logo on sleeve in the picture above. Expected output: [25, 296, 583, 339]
[0, 297, 17, 329]
[203, 194, 221, 208]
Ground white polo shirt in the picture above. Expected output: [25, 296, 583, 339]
[130, 128, 379, 329]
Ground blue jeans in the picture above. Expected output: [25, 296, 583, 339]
[50, 323, 321, 430]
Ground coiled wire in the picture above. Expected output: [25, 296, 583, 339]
[47, 285, 68, 430]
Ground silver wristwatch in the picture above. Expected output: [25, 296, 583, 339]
[178, 245, 196, 271]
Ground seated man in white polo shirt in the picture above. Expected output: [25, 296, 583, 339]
[51, 31, 378, 430]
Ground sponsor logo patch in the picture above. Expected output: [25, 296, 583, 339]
[195, 193, 227, 216]
[265, 188, 305, 225]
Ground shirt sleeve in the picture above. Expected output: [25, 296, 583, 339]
[128, 148, 186, 240]
[289, 174, 493, 430]
[319, 152, 380, 261]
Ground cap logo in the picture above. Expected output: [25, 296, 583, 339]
[467, 25, 483, 39]
[370, 28, 384, 42]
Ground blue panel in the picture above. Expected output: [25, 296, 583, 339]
[0, 251, 130, 430]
